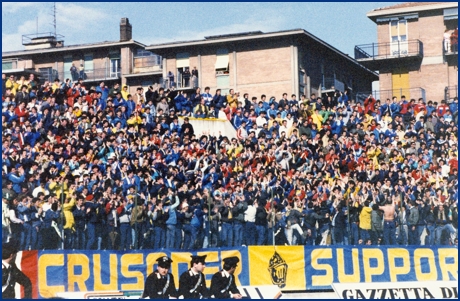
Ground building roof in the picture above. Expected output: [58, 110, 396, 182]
[371, 2, 443, 12]
[367, 2, 457, 20]
[148, 28, 305, 49]
[2, 40, 146, 58]
[147, 28, 378, 78]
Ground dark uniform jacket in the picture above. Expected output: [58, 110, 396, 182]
[142, 271, 178, 299]
[210, 270, 240, 299]
[2, 262, 32, 299]
[179, 269, 209, 299]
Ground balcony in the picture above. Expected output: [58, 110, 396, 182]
[45, 68, 122, 83]
[443, 42, 458, 66]
[354, 40, 423, 70]
[355, 87, 426, 104]
[132, 56, 162, 75]
[80, 68, 121, 82]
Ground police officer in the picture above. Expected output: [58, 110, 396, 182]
[2, 242, 32, 299]
[178, 255, 210, 299]
[142, 256, 178, 299]
[210, 256, 242, 299]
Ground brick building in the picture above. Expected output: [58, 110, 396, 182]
[2, 18, 162, 96]
[355, 2, 458, 102]
[3, 20, 377, 99]
[146, 29, 378, 99]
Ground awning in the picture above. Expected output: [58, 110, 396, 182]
[176, 57, 189, 68]
[444, 7, 458, 20]
[215, 55, 229, 69]
[376, 13, 418, 23]
[176, 53, 189, 68]
[2, 68, 41, 76]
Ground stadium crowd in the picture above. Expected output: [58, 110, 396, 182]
[1, 73, 458, 251]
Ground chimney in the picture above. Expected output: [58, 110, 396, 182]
[120, 18, 132, 42]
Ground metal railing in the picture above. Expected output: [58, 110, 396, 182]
[22, 32, 64, 45]
[322, 77, 345, 92]
[355, 87, 426, 104]
[354, 40, 423, 60]
[133, 56, 162, 74]
[445, 85, 458, 101]
[58, 68, 121, 82]
[443, 41, 458, 55]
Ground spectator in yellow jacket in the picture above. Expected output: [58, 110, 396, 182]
[311, 108, 323, 130]
[359, 199, 373, 242]
[62, 197, 76, 249]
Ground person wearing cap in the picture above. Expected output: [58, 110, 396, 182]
[142, 256, 178, 299]
[2, 242, 32, 299]
[178, 255, 209, 299]
[210, 256, 242, 299]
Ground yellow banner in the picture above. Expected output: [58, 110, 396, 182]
[248, 246, 306, 290]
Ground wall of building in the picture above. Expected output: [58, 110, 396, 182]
[375, 9, 457, 101]
[162, 41, 294, 98]
[235, 46, 292, 98]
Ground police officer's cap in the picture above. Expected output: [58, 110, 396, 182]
[156, 256, 173, 268]
[222, 256, 239, 267]
[190, 255, 207, 265]
[2, 242, 18, 260]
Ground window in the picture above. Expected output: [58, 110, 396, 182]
[299, 86, 305, 95]
[215, 49, 229, 75]
[299, 69, 306, 85]
[39, 67, 53, 82]
[176, 53, 190, 88]
[2, 61, 13, 70]
[84, 54, 93, 72]
[216, 74, 229, 93]
[390, 19, 408, 55]
[109, 52, 121, 78]
[135, 49, 161, 65]
[63, 56, 73, 81]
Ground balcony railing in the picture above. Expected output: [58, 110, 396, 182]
[22, 32, 64, 45]
[133, 56, 162, 74]
[66, 68, 121, 82]
[39, 68, 122, 83]
[322, 77, 345, 92]
[443, 41, 458, 55]
[354, 40, 423, 61]
[445, 85, 458, 101]
[355, 87, 426, 104]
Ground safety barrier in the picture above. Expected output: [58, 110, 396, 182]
[178, 116, 237, 140]
[14, 246, 458, 299]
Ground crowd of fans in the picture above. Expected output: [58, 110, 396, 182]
[1, 72, 458, 251]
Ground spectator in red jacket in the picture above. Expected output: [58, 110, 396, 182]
[14, 102, 29, 125]
[437, 100, 450, 117]
[364, 94, 376, 115]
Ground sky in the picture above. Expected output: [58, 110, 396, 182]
[2, 2, 404, 56]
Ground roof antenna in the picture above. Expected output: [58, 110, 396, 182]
[53, 2, 57, 37]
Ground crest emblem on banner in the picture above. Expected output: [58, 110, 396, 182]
[268, 251, 288, 288]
